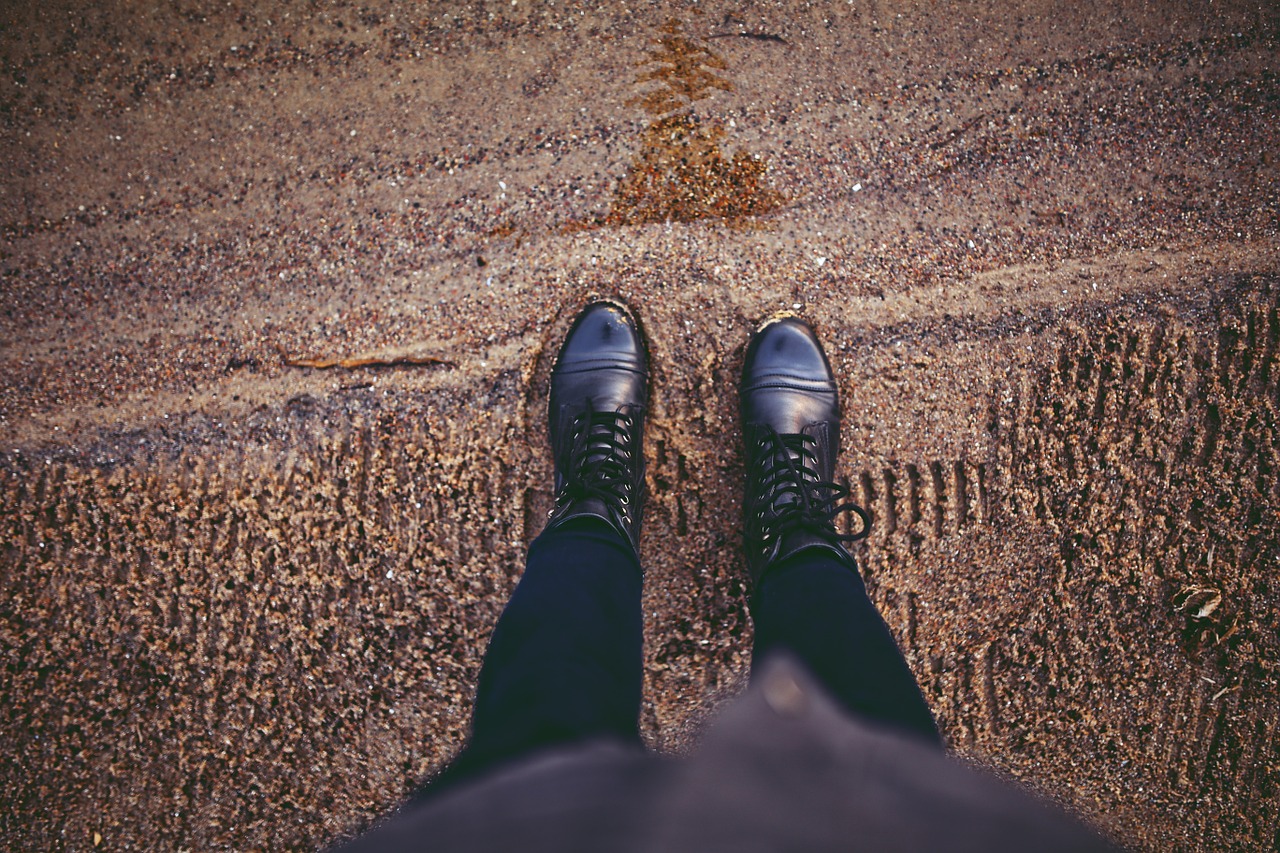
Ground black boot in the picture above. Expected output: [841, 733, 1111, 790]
[740, 317, 870, 584]
[545, 301, 649, 551]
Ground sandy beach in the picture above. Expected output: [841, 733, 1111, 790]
[2, 0, 1278, 848]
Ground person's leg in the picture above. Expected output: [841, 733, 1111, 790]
[445, 518, 644, 785]
[739, 317, 940, 746]
[751, 550, 940, 744]
[428, 301, 651, 794]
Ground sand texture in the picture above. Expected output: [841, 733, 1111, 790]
[2, 0, 1279, 849]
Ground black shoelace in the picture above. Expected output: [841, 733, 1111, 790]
[553, 401, 638, 523]
[750, 426, 870, 552]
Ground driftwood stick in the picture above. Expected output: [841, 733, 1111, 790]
[277, 344, 455, 370]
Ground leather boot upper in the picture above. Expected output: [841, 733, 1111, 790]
[546, 302, 649, 551]
[740, 317, 869, 584]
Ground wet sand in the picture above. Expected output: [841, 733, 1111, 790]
[2, 0, 1278, 849]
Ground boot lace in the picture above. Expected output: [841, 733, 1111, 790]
[552, 400, 638, 522]
[750, 426, 870, 552]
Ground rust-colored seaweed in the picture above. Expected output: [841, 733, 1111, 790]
[604, 18, 784, 226]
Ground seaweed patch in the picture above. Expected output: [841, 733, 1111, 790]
[602, 18, 785, 227]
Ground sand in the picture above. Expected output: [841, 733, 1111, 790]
[1, 0, 1278, 848]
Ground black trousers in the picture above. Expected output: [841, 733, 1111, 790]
[435, 517, 939, 790]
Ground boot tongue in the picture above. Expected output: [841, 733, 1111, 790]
[765, 446, 804, 510]
[761, 430, 821, 511]
[584, 419, 621, 463]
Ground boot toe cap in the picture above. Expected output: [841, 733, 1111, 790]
[740, 317, 838, 433]
[557, 302, 647, 368]
[742, 317, 834, 384]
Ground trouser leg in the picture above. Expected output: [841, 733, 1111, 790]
[750, 551, 941, 746]
[433, 518, 644, 790]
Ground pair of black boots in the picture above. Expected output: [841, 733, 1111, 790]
[544, 301, 869, 583]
